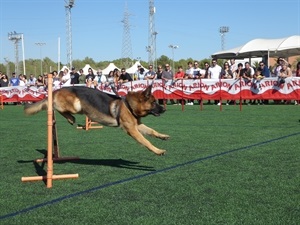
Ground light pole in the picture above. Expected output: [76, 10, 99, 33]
[35, 42, 46, 75]
[219, 26, 229, 50]
[168, 44, 179, 73]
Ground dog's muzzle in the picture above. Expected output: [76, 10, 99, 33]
[150, 103, 166, 116]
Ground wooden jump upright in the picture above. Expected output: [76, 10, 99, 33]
[77, 116, 103, 130]
[21, 74, 79, 188]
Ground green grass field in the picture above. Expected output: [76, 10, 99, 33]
[0, 103, 299, 225]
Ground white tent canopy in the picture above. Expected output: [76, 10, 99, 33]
[212, 35, 300, 59]
[81, 64, 97, 74]
[126, 61, 148, 74]
[102, 63, 120, 75]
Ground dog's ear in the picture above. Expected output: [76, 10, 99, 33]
[143, 85, 152, 99]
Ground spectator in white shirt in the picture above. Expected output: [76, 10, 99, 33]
[61, 68, 71, 86]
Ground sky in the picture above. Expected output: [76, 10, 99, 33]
[0, 0, 299, 66]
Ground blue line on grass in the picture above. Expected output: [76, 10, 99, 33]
[1, 131, 299, 221]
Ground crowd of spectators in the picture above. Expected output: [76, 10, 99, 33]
[0, 57, 299, 105]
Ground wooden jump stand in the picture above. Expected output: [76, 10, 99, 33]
[76, 84, 103, 130]
[77, 116, 103, 130]
[21, 74, 79, 188]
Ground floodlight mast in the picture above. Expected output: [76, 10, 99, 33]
[148, 0, 157, 68]
[65, 0, 75, 69]
[219, 26, 229, 50]
[168, 44, 179, 73]
[8, 31, 24, 75]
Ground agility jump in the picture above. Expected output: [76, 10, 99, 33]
[21, 74, 79, 188]
[77, 116, 103, 130]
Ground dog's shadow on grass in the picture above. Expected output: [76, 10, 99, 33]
[18, 149, 156, 172]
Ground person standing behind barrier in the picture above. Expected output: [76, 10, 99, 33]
[257, 61, 270, 78]
[242, 62, 254, 81]
[97, 69, 107, 86]
[173, 66, 185, 105]
[208, 59, 222, 105]
[28, 74, 36, 86]
[185, 61, 195, 105]
[234, 63, 243, 79]
[145, 65, 156, 80]
[19, 74, 27, 87]
[136, 67, 146, 80]
[296, 61, 300, 77]
[85, 68, 96, 88]
[193, 61, 202, 79]
[279, 63, 292, 104]
[134, 65, 142, 80]
[106, 71, 115, 87]
[0, 74, 9, 87]
[119, 68, 132, 84]
[79, 69, 86, 84]
[52, 71, 60, 87]
[61, 68, 71, 86]
[230, 59, 237, 73]
[162, 63, 175, 105]
[256, 61, 271, 105]
[186, 61, 194, 79]
[220, 62, 234, 105]
[36, 75, 45, 87]
[242, 62, 255, 105]
[70, 67, 80, 85]
[221, 62, 233, 79]
[9, 72, 20, 86]
[156, 65, 164, 105]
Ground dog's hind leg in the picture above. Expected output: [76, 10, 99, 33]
[57, 111, 76, 125]
[137, 124, 170, 140]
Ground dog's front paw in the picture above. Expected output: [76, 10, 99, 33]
[155, 149, 166, 156]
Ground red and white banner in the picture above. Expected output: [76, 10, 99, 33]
[1, 77, 300, 102]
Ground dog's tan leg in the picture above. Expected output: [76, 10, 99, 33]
[123, 125, 166, 155]
[137, 124, 170, 140]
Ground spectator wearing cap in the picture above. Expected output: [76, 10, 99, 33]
[70, 67, 80, 85]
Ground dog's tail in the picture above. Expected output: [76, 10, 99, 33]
[24, 98, 48, 115]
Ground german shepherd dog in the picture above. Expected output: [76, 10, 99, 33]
[24, 85, 169, 155]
